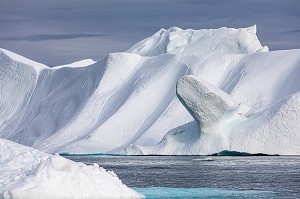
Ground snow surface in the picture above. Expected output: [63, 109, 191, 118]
[0, 26, 299, 155]
[0, 48, 47, 72]
[136, 76, 300, 155]
[126, 25, 268, 56]
[0, 138, 143, 199]
[52, 59, 96, 69]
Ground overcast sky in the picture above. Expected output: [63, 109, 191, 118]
[0, 0, 299, 66]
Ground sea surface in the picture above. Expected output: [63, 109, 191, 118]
[66, 155, 300, 198]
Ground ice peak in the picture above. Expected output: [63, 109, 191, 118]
[127, 26, 268, 56]
[243, 24, 257, 34]
[0, 48, 48, 71]
[156, 26, 182, 35]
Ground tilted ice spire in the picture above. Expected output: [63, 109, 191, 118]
[176, 75, 250, 134]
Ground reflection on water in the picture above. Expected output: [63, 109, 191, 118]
[66, 156, 300, 198]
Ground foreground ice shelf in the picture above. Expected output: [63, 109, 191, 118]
[0, 139, 143, 199]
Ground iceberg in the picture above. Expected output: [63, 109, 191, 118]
[0, 26, 299, 155]
[0, 138, 143, 199]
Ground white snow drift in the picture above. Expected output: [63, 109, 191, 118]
[0, 25, 299, 155]
[0, 138, 143, 199]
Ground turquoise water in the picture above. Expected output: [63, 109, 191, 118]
[134, 187, 277, 198]
[66, 156, 300, 198]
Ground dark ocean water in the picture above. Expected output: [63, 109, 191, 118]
[66, 156, 300, 198]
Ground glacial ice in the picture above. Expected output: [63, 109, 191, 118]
[126, 25, 268, 56]
[0, 138, 143, 199]
[174, 76, 300, 155]
[0, 26, 299, 155]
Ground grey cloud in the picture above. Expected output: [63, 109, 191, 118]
[1, 34, 110, 41]
[285, 30, 300, 34]
[0, 0, 299, 65]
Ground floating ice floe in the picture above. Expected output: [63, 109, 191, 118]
[0, 138, 143, 199]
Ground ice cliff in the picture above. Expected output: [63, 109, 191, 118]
[0, 26, 299, 155]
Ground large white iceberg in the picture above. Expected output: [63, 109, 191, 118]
[0, 138, 143, 199]
[0, 26, 299, 155]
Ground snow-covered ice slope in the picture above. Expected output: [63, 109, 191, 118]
[0, 26, 299, 155]
[126, 25, 268, 56]
[0, 138, 143, 199]
[136, 76, 300, 155]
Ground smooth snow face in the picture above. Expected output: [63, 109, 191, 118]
[52, 59, 96, 69]
[0, 26, 300, 155]
[0, 48, 47, 72]
[126, 26, 268, 56]
[0, 139, 143, 199]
